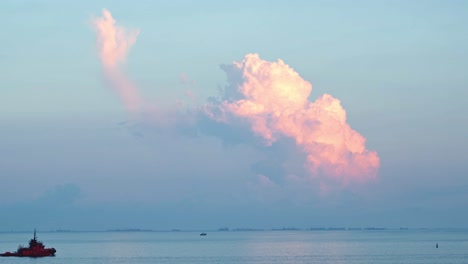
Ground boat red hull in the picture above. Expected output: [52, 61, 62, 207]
[0, 248, 56, 257]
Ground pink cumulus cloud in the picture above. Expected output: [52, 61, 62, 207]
[92, 9, 143, 112]
[208, 54, 380, 184]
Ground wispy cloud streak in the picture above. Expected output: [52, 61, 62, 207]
[92, 9, 142, 112]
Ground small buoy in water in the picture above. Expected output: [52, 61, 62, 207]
[436, 243, 438, 248]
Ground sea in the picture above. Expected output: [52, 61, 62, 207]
[0, 229, 467, 263]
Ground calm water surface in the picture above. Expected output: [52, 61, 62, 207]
[0, 230, 467, 263]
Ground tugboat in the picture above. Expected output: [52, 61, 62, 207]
[0, 229, 56, 257]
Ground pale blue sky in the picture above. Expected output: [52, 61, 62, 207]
[0, 0, 467, 230]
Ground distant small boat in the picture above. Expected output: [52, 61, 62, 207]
[200, 233, 207, 236]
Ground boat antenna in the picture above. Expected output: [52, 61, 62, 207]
[34, 229, 37, 240]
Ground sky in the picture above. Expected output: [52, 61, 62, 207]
[1, 0, 468, 231]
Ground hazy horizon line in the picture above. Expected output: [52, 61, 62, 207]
[1, 227, 467, 233]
